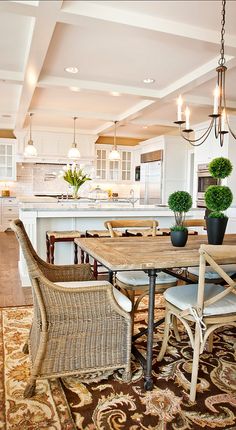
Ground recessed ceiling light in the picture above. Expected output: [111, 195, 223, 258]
[65, 67, 79, 74]
[110, 91, 121, 97]
[142, 126, 148, 129]
[69, 86, 80, 92]
[143, 78, 155, 84]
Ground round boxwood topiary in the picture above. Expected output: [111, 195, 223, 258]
[205, 185, 233, 216]
[208, 157, 233, 179]
[168, 191, 192, 226]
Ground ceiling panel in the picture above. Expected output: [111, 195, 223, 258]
[42, 20, 219, 90]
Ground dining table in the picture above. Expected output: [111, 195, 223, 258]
[75, 233, 236, 390]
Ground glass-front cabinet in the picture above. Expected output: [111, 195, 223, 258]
[96, 146, 132, 182]
[0, 139, 16, 181]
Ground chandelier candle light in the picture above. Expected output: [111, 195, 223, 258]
[108, 121, 120, 161]
[24, 113, 37, 157]
[67, 116, 81, 160]
[174, 0, 235, 147]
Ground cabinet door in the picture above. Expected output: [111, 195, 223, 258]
[96, 149, 107, 180]
[0, 141, 16, 180]
[96, 148, 132, 182]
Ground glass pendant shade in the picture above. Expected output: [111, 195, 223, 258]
[108, 121, 120, 161]
[68, 116, 80, 159]
[24, 113, 37, 157]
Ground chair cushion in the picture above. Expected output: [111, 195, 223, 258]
[47, 230, 81, 239]
[55, 280, 132, 313]
[188, 264, 236, 279]
[116, 271, 177, 286]
[164, 283, 236, 316]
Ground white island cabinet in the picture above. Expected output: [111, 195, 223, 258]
[18, 200, 205, 286]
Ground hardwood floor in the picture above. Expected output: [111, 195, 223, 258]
[0, 231, 33, 308]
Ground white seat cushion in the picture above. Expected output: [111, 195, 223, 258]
[164, 283, 236, 316]
[55, 280, 132, 313]
[188, 264, 236, 279]
[116, 270, 177, 286]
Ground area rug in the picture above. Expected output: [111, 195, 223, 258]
[0, 301, 236, 430]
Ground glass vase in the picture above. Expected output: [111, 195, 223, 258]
[72, 185, 80, 199]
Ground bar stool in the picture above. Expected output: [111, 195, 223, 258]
[46, 230, 81, 264]
[84, 229, 124, 279]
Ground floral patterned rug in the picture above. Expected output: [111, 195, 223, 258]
[0, 301, 236, 430]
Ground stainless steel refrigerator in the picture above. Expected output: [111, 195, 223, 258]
[140, 160, 162, 204]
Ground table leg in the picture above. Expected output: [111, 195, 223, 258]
[108, 270, 113, 284]
[144, 268, 157, 391]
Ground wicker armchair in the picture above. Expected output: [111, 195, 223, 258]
[11, 219, 132, 398]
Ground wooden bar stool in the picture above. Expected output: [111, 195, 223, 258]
[46, 230, 81, 264]
[84, 229, 123, 279]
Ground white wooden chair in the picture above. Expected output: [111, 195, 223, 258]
[157, 244, 236, 402]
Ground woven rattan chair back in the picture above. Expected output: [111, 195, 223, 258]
[10, 219, 132, 398]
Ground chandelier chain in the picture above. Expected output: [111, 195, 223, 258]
[219, 0, 226, 65]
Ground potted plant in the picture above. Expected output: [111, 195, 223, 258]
[168, 191, 192, 247]
[205, 157, 233, 244]
[61, 163, 91, 199]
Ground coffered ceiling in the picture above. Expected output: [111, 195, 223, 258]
[0, 0, 236, 142]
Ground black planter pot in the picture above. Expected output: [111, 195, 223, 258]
[206, 217, 228, 245]
[170, 229, 188, 247]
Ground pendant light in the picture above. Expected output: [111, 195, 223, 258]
[68, 116, 80, 159]
[24, 113, 37, 157]
[108, 121, 120, 161]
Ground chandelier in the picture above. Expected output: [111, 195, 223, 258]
[24, 113, 37, 157]
[108, 121, 120, 161]
[67, 116, 81, 159]
[174, 0, 235, 147]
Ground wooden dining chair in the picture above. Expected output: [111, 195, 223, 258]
[11, 219, 132, 397]
[104, 219, 158, 237]
[157, 244, 236, 402]
[104, 219, 178, 331]
[183, 218, 206, 235]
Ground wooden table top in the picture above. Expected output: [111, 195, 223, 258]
[75, 234, 236, 272]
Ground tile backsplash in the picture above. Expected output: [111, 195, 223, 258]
[0, 163, 140, 198]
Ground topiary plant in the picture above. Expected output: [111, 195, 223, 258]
[205, 185, 233, 218]
[168, 191, 192, 230]
[208, 157, 233, 180]
[205, 157, 233, 219]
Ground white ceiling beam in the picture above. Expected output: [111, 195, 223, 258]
[0, 70, 24, 85]
[38, 75, 161, 99]
[59, 1, 236, 49]
[0, 0, 38, 17]
[30, 108, 115, 122]
[33, 125, 98, 135]
[160, 55, 234, 100]
[15, 1, 64, 131]
[130, 119, 176, 128]
[117, 100, 155, 122]
[184, 94, 236, 110]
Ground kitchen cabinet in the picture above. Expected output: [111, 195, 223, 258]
[0, 197, 19, 231]
[0, 139, 16, 181]
[96, 146, 132, 182]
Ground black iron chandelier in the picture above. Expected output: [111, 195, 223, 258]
[174, 0, 235, 147]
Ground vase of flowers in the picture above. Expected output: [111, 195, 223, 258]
[62, 163, 91, 199]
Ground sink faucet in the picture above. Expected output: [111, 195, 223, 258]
[130, 189, 134, 198]
[129, 189, 137, 207]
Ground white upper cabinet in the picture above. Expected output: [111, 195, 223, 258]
[96, 146, 133, 182]
[0, 139, 16, 181]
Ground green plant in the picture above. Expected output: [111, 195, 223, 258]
[168, 191, 192, 226]
[205, 185, 233, 218]
[61, 163, 91, 194]
[208, 157, 233, 179]
[170, 225, 188, 232]
[205, 157, 233, 219]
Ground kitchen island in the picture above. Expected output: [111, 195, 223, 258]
[18, 199, 205, 286]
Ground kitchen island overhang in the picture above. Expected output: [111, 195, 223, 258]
[18, 202, 205, 286]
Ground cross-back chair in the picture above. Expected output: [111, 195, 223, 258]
[11, 219, 132, 398]
[104, 219, 158, 237]
[157, 244, 236, 402]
